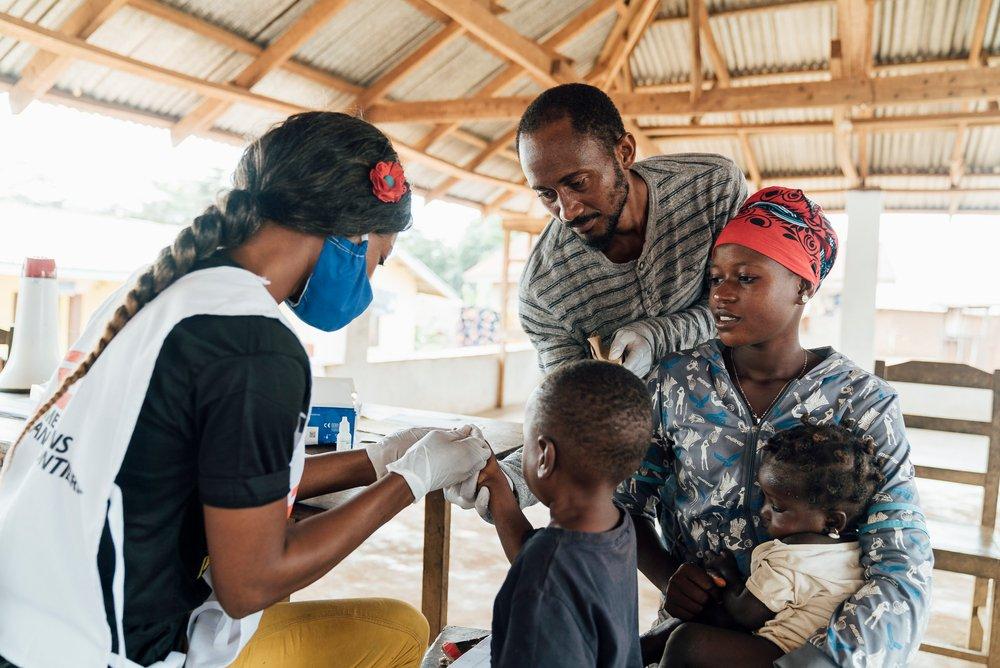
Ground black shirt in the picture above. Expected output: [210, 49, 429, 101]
[96, 255, 311, 665]
[491, 509, 643, 668]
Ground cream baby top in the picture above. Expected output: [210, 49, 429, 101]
[744, 539, 864, 653]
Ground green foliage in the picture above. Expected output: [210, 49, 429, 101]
[399, 218, 502, 296]
[133, 167, 230, 225]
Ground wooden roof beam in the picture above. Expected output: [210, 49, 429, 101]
[421, 0, 574, 87]
[699, 0, 731, 88]
[837, 0, 873, 79]
[737, 130, 762, 190]
[8, 0, 129, 113]
[353, 21, 466, 111]
[126, 0, 361, 95]
[415, 0, 617, 152]
[0, 11, 306, 114]
[592, 0, 659, 89]
[689, 0, 703, 104]
[653, 0, 834, 28]
[366, 67, 1000, 122]
[645, 110, 1000, 136]
[169, 0, 354, 145]
[0, 11, 531, 198]
[969, 0, 992, 67]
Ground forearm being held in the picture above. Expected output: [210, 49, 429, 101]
[480, 455, 533, 562]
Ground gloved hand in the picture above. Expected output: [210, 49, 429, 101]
[365, 426, 437, 479]
[386, 428, 492, 502]
[444, 466, 515, 518]
[608, 322, 656, 378]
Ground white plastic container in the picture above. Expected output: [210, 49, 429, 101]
[0, 258, 61, 393]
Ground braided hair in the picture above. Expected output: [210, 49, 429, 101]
[3, 112, 411, 470]
[760, 423, 884, 529]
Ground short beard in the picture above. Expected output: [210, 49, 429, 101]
[582, 164, 630, 251]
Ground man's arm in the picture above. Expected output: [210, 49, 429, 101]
[781, 392, 932, 667]
[519, 280, 589, 374]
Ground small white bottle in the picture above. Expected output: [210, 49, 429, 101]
[336, 416, 352, 450]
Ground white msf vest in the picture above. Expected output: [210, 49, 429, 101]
[0, 266, 307, 667]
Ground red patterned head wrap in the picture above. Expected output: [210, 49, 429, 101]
[713, 186, 838, 286]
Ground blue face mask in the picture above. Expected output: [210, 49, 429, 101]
[287, 235, 373, 332]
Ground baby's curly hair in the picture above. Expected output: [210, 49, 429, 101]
[760, 423, 884, 527]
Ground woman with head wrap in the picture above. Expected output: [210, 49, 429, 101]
[615, 187, 931, 667]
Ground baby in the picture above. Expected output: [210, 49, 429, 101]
[661, 423, 884, 667]
[478, 360, 653, 668]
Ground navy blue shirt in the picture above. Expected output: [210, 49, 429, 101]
[491, 509, 642, 668]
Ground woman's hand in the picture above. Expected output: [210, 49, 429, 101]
[386, 428, 491, 502]
[703, 549, 741, 589]
[665, 562, 721, 620]
[364, 426, 438, 478]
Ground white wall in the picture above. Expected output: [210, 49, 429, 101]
[326, 310, 542, 415]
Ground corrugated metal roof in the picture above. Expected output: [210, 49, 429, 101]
[869, 131, 954, 174]
[1, 0, 998, 213]
[295, 0, 438, 87]
[873, 0, 978, 65]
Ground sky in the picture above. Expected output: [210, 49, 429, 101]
[0, 92, 997, 307]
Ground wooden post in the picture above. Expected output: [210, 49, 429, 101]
[421, 490, 451, 639]
[496, 228, 512, 409]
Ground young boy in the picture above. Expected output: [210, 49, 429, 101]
[477, 360, 653, 668]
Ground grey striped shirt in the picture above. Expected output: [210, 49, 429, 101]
[518, 153, 748, 373]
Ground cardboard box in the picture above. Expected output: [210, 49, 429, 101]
[307, 376, 358, 448]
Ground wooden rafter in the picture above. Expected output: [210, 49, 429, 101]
[698, 0, 730, 88]
[654, 0, 833, 27]
[169, 0, 354, 144]
[644, 110, 1000, 136]
[837, 0, 873, 79]
[423, 0, 659, 201]
[8, 0, 129, 113]
[353, 21, 466, 111]
[0, 10, 534, 198]
[592, 0, 659, 89]
[415, 0, 617, 153]
[689, 0, 703, 103]
[127, 0, 361, 95]
[365, 67, 1000, 122]
[737, 130, 762, 190]
[969, 0, 992, 67]
[421, 0, 574, 87]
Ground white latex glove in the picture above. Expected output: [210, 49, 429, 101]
[444, 461, 515, 518]
[365, 426, 437, 479]
[386, 428, 491, 502]
[608, 324, 655, 378]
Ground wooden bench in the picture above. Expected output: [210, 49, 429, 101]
[875, 360, 1000, 665]
[294, 404, 523, 640]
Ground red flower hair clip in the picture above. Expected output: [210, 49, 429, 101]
[370, 161, 408, 203]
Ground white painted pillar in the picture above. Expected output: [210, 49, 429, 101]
[839, 190, 883, 371]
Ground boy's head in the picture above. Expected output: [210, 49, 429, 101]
[521, 360, 653, 505]
[757, 423, 884, 539]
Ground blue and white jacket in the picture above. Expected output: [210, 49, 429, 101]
[615, 340, 932, 667]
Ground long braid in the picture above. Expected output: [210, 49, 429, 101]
[3, 192, 260, 469]
[2, 110, 412, 474]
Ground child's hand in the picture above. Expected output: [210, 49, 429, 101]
[703, 550, 741, 588]
[476, 453, 504, 491]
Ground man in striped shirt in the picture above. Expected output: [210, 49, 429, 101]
[447, 84, 747, 515]
[518, 84, 746, 376]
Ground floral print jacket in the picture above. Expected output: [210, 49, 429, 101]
[615, 340, 932, 667]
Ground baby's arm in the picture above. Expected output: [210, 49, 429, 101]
[479, 454, 533, 562]
[704, 551, 776, 632]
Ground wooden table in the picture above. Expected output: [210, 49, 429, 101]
[0, 395, 523, 641]
[295, 403, 523, 640]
